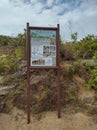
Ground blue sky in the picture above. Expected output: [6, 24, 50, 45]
[0, 0, 97, 41]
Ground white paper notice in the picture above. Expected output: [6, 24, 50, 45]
[30, 29, 56, 67]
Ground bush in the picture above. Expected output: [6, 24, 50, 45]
[93, 51, 97, 62]
[15, 47, 25, 58]
[78, 35, 97, 59]
[60, 43, 75, 60]
[0, 59, 5, 73]
[0, 55, 18, 74]
[0, 57, 8, 73]
[86, 67, 97, 89]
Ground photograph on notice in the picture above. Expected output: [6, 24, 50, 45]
[43, 46, 50, 57]
[32, 59, 45, 65]
[43, 51, 50, 57]
[50, 51, 56, 57]
[30, 29, 57, 67]
[43, 46, 50, 52]
[50, 45, 56, 52]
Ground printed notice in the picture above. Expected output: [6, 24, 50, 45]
[30, 29, 56, 66]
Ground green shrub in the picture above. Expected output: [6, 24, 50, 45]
[83, 62, 91, 72]
[86, 67, 97, 89]
[0, 59, 5, 72]
[0, 57, 8, 73]
[15, 46, 25, 58]
[60, 43, 75, 60]
[93, 51, 97, 62]
[78, 35, 97, 59]
[0, 55, 18, 74]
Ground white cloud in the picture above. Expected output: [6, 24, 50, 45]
[0, 0, 97, 41]
[46, 0, 54, 7]
[58, 0, 97, 41]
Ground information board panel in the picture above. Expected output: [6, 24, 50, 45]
[30, 29, 57, 67]
[26, 23, 60, 123]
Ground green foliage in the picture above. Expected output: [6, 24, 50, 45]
[83, 62, 91, 72]
[2, 75, 14, 85]
[16, 32, 26, 59]
[72, 61, 80, 73]
[62, 61, 79, 78]
[71, 32, 78, 43]
[15, 47, 24, 58]
[0, 54, 18, 74]
[18, 77, 26, 89]
[86, 67, 97, 89]
[0, 35, 19, 46]
[67, 34, 97, 59]
[77, 35, 97, 59]
[0, 32, 26, 74]
[17, 32, 26, 46]
[6, 53, 19, 73]
[92, 52, 97, 62]
[0, 58, 6, 72]
[0, 35, 9, 46]
[60, 43, 75, 60]
[0, 32, 26, 47]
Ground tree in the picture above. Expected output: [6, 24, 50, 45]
[71, 32, 78, 43]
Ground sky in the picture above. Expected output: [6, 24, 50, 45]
[0, 0, 97, 41]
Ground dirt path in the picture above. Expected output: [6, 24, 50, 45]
[0, 107, 97, 130]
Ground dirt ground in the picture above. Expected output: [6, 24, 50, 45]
[0, 107, 97, 130]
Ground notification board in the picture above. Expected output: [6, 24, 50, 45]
[26, 23, 60, 123]
[30, 29, 57, 67]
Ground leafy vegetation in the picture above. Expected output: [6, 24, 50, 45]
[0, 52, 18, 74]
[0, 31, 97, 114]
[60, 34, 97, 89]
[60, 43, 75, 60]
[86, 66, 97, 89]
[77, 35, 97, 59]
[0, 32, 26, 74]
[0, 32, 97, 89]
[0, 35, 13, 46]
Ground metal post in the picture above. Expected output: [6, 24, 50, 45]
[57, 67, 61, 118]
[57, 24, 61, 118]
[26, 23, 30, 123]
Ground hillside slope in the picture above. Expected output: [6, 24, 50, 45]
[0, 34, 97, 129]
